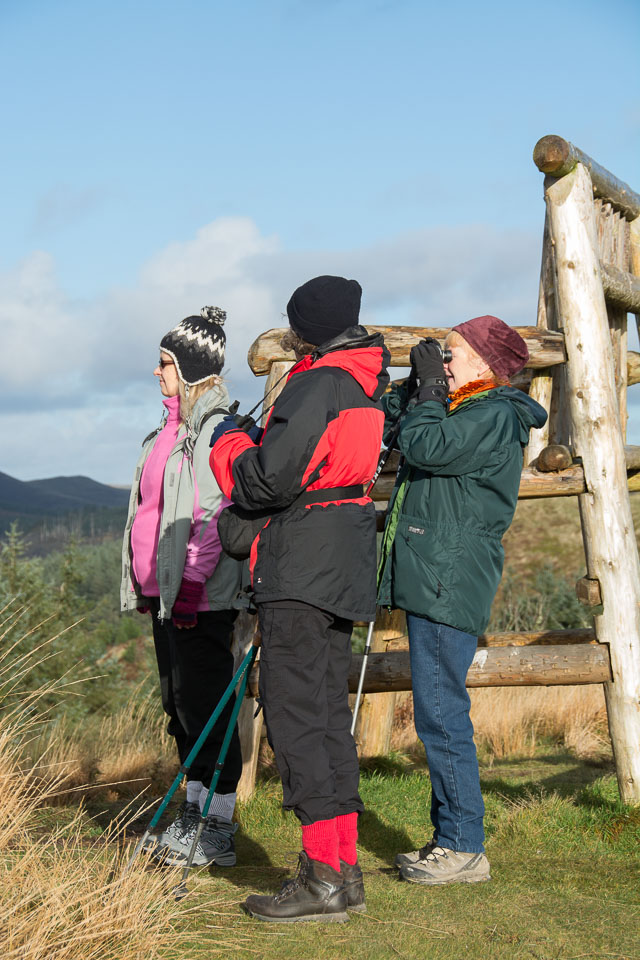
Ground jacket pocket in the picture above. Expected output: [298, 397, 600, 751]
[390, 515, 460, 620]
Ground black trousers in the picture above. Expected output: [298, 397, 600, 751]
[150, 600, 242, 793]
[257, 600, 363, 825]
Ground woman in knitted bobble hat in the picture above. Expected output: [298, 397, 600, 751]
[121, 306, 244, 869]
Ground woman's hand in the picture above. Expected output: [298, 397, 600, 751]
[172, 578, 203, 628]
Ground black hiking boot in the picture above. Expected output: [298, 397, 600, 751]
[340, 859, 366, 913]
[243, 852, 349, 923]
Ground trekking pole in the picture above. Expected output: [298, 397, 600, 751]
[172, 643, 258, 899]
[350, 616, 376, 735]
[124, 643, 257, 874]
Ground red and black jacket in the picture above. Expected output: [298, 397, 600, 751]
[210, 327, 390, 621]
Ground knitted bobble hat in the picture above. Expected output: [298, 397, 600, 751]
[159, 306, 226, 385]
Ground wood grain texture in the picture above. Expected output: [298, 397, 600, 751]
[533, 135, 640, 220]
[545, 161, 640, 802]
[347, 644, 611, 692]
[355, 628, 597, 648]
[247, 326, 565, 375]
[353, 608, 404, 758]
[231, 611, 263, 801]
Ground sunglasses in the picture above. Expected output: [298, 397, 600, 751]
[158, 358, 175, 369]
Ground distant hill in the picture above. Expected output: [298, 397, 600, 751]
[0, 471, 130, 553]
[0, 472, 130, 516]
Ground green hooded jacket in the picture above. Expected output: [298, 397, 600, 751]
[377, 384, 547, 636]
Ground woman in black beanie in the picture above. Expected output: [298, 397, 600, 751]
[211, 276, 390, 922]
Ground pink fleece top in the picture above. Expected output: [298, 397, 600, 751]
[131, 395, 183, 596]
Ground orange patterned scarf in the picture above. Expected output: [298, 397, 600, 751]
[448, 377, 507, 412]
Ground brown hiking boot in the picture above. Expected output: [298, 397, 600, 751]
[340, 859, 366, 913]
[243, 852, 349, 923]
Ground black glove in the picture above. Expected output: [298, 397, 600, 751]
[409, 338, 448, 404]
[209, 414, 242, 448]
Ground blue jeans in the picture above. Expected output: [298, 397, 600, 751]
[407, 613, 485, 853]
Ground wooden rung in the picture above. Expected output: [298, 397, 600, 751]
[247, 326, 565, 375]
[371, 446, 640, 501]
[351, 627, 596, 648]
[601, 262, 640, 312]
[348, 644, 611, 691]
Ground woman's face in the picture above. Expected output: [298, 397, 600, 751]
[444, 336, 490, 393]
[154, 352, 180, 397]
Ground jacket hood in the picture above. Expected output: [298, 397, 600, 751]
[489, 386, 548, 440]
[298, 325, 390, 400]
[188, 381, 231, 433]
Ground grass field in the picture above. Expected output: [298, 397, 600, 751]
[87, 748, 639, 960]
[3, 494, 640, 958]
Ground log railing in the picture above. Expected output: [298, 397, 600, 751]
[370, 445, 640, 500]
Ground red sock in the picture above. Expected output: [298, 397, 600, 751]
[301, 818, 340, 872]
[336, 811, 358, 865]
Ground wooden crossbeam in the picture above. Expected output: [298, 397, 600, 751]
[352, 627, 597, 647]
[347, 644, 611, 692]
[371, 446, 640, 501]
[247, 326, 565, 375]
[533, 135, 640, 221]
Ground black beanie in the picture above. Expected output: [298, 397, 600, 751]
[159, 306, 226, 385]
[286, 275, 362, 346]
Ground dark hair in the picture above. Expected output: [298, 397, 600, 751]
[280, 328, 315, 357]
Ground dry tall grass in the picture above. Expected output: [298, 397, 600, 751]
[0, 613, 202, 960]
[468, 684, 609, 759]
[391, 685, 610, 761]
[28, 690, 176, 803]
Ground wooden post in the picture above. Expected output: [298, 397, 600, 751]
[232, 358, 295, 801]
[597, 202, 629, 437]
[544, 162, 640, 804]
[524, 216, 564, 467]
[526, 214, 557, 464]
[353, 608, 405, 757]
[631, 217, 640, 347]
[231, 610, 262, 802]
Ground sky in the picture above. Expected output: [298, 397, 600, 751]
[2, 0, 639, 484]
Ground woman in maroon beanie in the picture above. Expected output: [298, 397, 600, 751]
[378, 315, 547, 886]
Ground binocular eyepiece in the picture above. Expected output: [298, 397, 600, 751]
[438, 344, 452, 364]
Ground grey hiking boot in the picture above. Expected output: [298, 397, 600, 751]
[394, 838, 437, 869]
[156, 814, 238, 867]
[243, 852, 349, 923]
[340, 859, 366, 913]
[399, 845, 491, 885]
[142, 800, 200, 854]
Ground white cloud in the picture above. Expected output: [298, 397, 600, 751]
[1, 216, 544, 482]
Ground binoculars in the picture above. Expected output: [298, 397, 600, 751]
[439, 344, 452, 364]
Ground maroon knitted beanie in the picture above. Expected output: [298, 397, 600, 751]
[452, 315, 529, 379]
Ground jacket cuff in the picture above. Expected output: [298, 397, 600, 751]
[416, 383, 448, 404]
[210, 431, 256, 498]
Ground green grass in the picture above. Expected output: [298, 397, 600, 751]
[97, 748, 640, 960]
